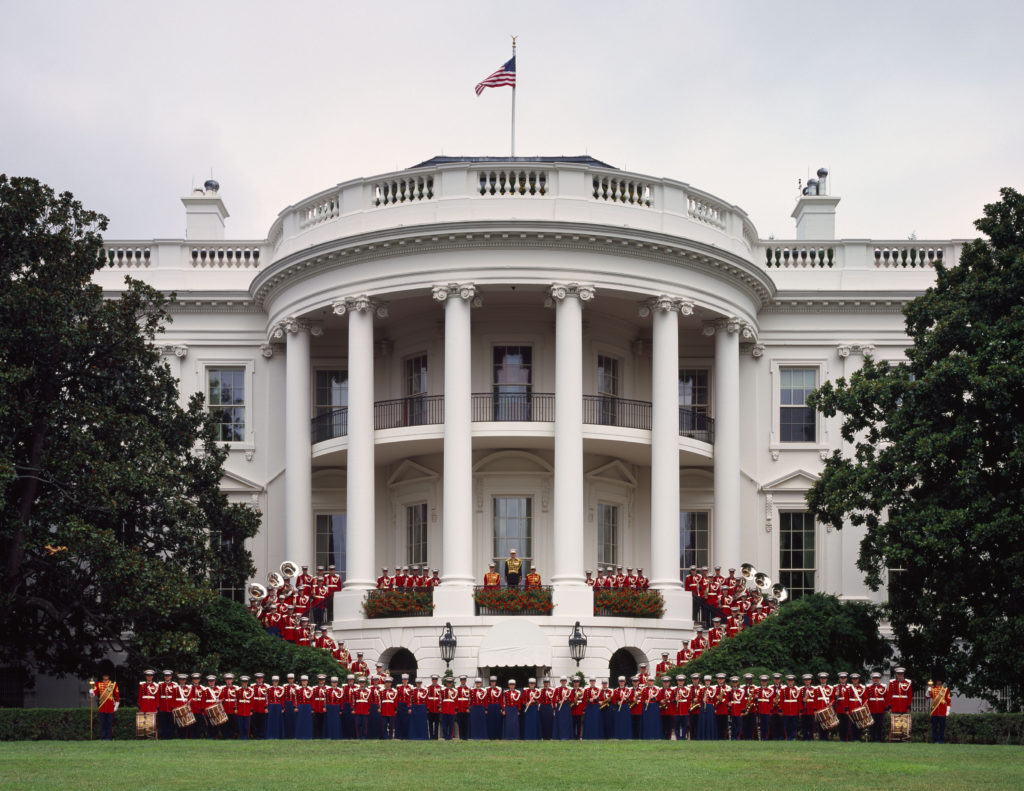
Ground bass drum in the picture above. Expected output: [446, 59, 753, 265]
[889, 712, 912, 742]
[850, 705, 873, 730]
[136, 711, 158, 739]
[814, 704, 839, 732]
[172, 704, 195, 728]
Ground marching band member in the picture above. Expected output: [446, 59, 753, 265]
[696, 675, 717, 741]
[813, 672, 834, 741]
[657, 676, 675, 740]
[927, 677, 951, 744]
[582, 678, 603, 740]
[524, 567, 542, 589]
[187, 673, 205, 739]
[91, 671, 119, 741]
[235, 676, 253, 740]
[553, 677, 572, 740]
[676, 642, 694, 667]
[834, 671, 851, 741]
[713, 672, 729, 740]
[501, 679, 522, 740]
[611, 676, 633, 740]
[351, 677, 373, 740]
[599, 679, 615, 740]
[426, 673, 442, 740]
[674, 675, 691, 741]
[740, 673, 756, 740]
[688, 673, 702, 738]
[282, 673, 298, 739]
[538, 677, 557, 740]
[312, 674, 328, 739]
[440, 677, 458, 740]
[866, 671, 889, 742]
[341, 674, 356, 739]
[780, 674, 801, 741]
[137, 670, 159, 732]
[755, 675, 774, 741]
[266, 675, 284, 739]
[469, 677, 489, 740]
[485, 676, 503, 740]
[798, 674, 815, 741]
[708, 617, 724, 648]
[570, 678, 586, 740]
[655, 652, 671, 677]
[886, 667, 913, 742]
[727, 676, 746, 740]
[689, 626, 708, 659]
[395, 673, 413, 739]
[251, 672, 268, 739]
[483, 563, 501, 588]
[294, 675, 315, 740]
[585, 570, 595, 587]
[349, 652, 369, 677]
[456, 675, 472, 740]
[522, 678, 542, 740]
[377, 567, 392, 590]
[629, 675, 644, 739]
[219, 673, 237, 739]
[408, 679, 429, 740]
[684, 564, 701, 621]
[157, 670, 179, 740]
[295, 564, 313, 592]
[770, 672, 785, 740]
[201, 675, 221, 740]
[325, 676, 344, 740]
[641, 679, 660, 740]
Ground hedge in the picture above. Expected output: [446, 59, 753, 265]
[2, 708, 1023, 743]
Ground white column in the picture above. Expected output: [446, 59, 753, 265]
[708, 317, 743, 568]
[432, 283, 478, 617]
[646, 297, 687, 593]
[549, 283, 594, 617]
[277, 318, 315, 567]
[331, 296, 387, 606]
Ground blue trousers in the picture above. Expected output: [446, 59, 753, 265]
[931, 716, 946, 744]
[99, 712, 113, 741]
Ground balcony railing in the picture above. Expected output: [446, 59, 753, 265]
[363, 588, 434, 619]
[374, 395, 444, 430]
[312, 397, 716, 445]
[312, 408, 348, 443]
[471, 392, 555, 422]
[594, 587, 665, 618]
[680, 407, 714, 443]
[473, 585, 554, 616]
[582, 395, 652, 430]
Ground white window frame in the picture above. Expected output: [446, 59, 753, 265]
[768, 358, 830, 451]
[596, 501, 620, 568]
[199, 359, 255, 449]
[405, 502, 429, 567]
[776, 510, 818, 600]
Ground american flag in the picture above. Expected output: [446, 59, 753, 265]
[474, 57, 516, 96]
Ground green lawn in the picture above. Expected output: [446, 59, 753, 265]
[1, 741, 1022, 791]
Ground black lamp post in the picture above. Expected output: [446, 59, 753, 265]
[568, 621, 588, 666]
[439, 622, 457, 668]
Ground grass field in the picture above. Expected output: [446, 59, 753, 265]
[2, 741, 1023, 791]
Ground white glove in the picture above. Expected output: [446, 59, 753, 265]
[114, 702, 120, 711]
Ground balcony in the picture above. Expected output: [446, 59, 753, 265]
[311, 396, 715, 445]
[593, 588, 665, 618]
[363, 588, 434, 619]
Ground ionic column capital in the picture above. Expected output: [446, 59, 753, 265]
[638, 295, 694, 318]
[702, 317, 754, 338]
[160, 343, 189, 359]
[270, 317, 323, 340]
[546, 282, 596, 305]
[432, 283, 482, 306]
[836, 342, 875, 358]
[331, 295, 389, 318]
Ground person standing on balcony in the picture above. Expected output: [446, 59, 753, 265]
[483, 563, 501, 588]
[504, 548, 523, 587]
[524, 567, 542, 589]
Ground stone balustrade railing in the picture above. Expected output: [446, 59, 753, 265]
[100, 240, 270, 271]
[759, 240, 965, 271]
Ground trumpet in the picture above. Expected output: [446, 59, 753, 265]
[280, 560, 299, 579]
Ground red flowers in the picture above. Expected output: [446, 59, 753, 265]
[473, 586, 554, 614]
[363, 589, 434, 619]
[594, 588, 665, 618]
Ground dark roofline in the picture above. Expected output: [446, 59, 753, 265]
[412, 155, 616, 169]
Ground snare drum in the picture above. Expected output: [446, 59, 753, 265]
[889, 712, 912, 742]
[205, 701, 228, 727]
[814, 704, 839, 731]
[850, 705, 873, 731]
[172, 704, 195, 728]
[136, 711, 158, 739]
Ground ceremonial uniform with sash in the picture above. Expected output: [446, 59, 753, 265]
[325, 679, 344, 740]
[456, 677, 471, 740]
[440, 682, 458, 740]
[583, 681, 603, 740]
[91, 676, 119, 741]
[156, 671, 177, 740]
[409, 683, 429, 740]
[485, 679, 503, 739]
[611, 680, 633, 740]
[779, 677, 801, 741]
[251, 674, 268, 739]
[235, 679, 254, 740]
[294, 678, 315, 740]
[927, 681, 950, 744]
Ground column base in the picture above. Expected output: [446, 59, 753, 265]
[552, 585, 593, 619]
[332, 588, 371, 623]
[658, 587, 693, 623]
[432, 583, 475, 618]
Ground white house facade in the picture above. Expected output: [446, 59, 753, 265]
[93, 156, 962, 682]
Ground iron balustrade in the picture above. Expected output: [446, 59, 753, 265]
[471, 392, 555, 422]
[679, 407, 714, 443]
[312, 407, 348, 443]
[582, 395, 652, 429]
[374, 395, 444, 430]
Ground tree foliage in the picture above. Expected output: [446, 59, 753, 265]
[0, 175, 260, 680]
[677, 594, 891, 680]
[807, 187, 1024, 710]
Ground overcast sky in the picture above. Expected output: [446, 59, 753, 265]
[2, 1, 1021, 242]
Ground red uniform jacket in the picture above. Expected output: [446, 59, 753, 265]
[675, 685, 691, 716]
[886, 679, 913, 714]
[456, 684, 471, 713]
[267, 685, 285, 706]
[570, 688, 586, 716]
[157, 681, 178, 712]
[411, 687, 429, 706]
[927, 685, 950, 717]
[426, 683, 442, 714]
[137, 681, 159, 713]
[236, 687, 254, 717]
[612, 686, 632, 709]
[201, 685, 220, 712]
[471, 687, 488, 707]
[728, 687, 746, 717]
[486, 686, 503, 706]
[440, 687, 458, 715]
[866, 682, 887, 714]
[295, 685, 315, 707]
[92, 680, 119, 714]
[312, 684, 328, 713]
[502, 689, 522, 711]
[379, 688, 398, 717]
[538, 687, 555, 707]
[780, 685, 801, 716]
[219, 683, 237, 714]
[756, 686, 775, 715]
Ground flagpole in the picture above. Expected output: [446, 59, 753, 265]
[510, 36, 517, 158]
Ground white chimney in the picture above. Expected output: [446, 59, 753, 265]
[791, 167, 838, 240]
[182, 179, 229, 240]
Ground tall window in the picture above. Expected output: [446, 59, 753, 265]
[492, 346, 532, 420]
[596, 355, 621, 425]
[315, 513, 347, 584]
[404, 354, 428, 426]
[210, 529, 245, 603]
[406, 503, 428, 566]
[493, 496, 532, 574]
[780, 367, 817, 442]
[315, 370, 348, 441]
[779, 511, 815, 599]
[208, 367, 246, 442]
[679, 368, 710, 436]
[679, 511, 710, 575]
[597, 503, 619, 567]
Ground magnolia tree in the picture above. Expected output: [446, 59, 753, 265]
[807, 188, 1024, 710]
